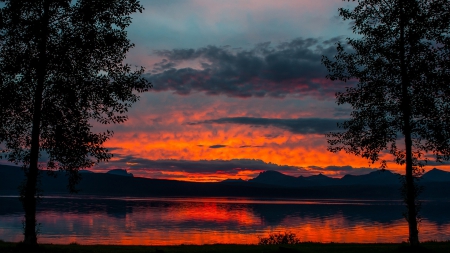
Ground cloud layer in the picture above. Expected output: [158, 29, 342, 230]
[93, 155, 381, 181]
[191, 117, 344, 134]
[145, 38, 349, 98]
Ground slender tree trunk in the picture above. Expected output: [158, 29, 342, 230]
[399, 0, 420, 246]
[22, 0, 49, 245]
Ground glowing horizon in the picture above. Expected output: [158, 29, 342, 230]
[3, 0, 450, 183]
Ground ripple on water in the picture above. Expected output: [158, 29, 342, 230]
[0, 196, 449, 244]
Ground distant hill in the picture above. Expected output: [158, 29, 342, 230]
[106, 169, 133, 177]
[339, 170, 401, 185]
[249, 170, 305, 187]
[0, 165, 449, 200]
[421, 168, 450, 182]
[248, 169, 401, 188]
[302, 173, 340, 186]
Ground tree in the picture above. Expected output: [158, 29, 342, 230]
[322, 0, 450, 246]
[0, 0, 151, 245]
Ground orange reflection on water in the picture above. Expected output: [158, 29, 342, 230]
[30, 211, 449, 245]
[167, 202, 258, 225]
[3, 198, 441, 245]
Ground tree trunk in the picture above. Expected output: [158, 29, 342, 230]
[22, 0, 49, 245]
[399, 0, 420, 246]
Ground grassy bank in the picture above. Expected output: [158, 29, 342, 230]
[1, 241, 449, 253]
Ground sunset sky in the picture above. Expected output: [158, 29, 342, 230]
[8, 0, 450, 182]
[86, 0, 450, 182]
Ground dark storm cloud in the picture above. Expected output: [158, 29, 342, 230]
[419, 160, 450, 166]
[190, 117, 345, 134]
[145, 37, 349, 98]
[209, 145, 227, 149]
[239, 145, 264, 148]
[307, 165, 377, 176]
[98, 156, 304, 175]
[152, 59, 177, 72]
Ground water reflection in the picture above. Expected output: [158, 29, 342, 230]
[0, 196, 449, 245]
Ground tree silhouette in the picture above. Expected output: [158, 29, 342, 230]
[0, 0, 151, 245]
[322, 0, 450, 246]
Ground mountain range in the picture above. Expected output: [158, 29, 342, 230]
[1, 165, 449, 200]
[243, 168, 450, 187]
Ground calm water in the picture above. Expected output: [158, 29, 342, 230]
[0, 196, 449, 245]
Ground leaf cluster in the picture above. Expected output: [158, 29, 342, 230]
[258, 232, 301, 245]
[322, 0, 450, 168]
[0, 0, 151, 191]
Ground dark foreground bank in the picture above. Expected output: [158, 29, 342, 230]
[1, 241, 449, 253]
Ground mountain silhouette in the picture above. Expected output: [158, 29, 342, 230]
[249, 170, 304, 187]
[1, 165, 449, 200]
[106, 169, 134, 177]
[339, 170, 400, 185]
[421, 168, 450, 182]
[248, 169, 401, 187]
[302, 173, 340, 186]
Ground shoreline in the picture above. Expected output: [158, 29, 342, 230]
[1, 241, 450, 253]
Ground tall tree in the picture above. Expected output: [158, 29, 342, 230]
[0, 0, 151, 245]
[322, 0, 450, 246]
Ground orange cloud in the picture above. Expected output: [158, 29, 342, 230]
[89, 91, 450, 182]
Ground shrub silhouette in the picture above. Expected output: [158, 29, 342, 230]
[258, 232, 301, 245]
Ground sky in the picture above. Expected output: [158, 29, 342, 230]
[86, 0, 450, 182]
[5, 0, 449, 182]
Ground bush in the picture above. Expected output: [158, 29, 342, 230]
[258, 232, 301, 245]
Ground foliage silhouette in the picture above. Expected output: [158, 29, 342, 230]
[0, 0, 151, 245]
[258, 232, 301, 245]
[322, 0, 450, 247]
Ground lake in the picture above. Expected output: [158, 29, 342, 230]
[0, 196, 449, 245]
